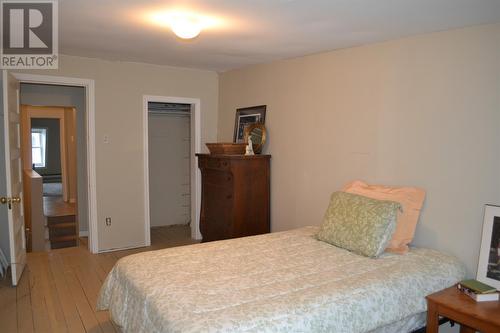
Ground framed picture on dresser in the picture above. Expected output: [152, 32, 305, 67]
[233, 105, 266, 143]
[477, 204, 500, 290]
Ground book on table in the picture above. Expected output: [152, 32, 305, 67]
[459, 286, 499, 302]
[457, 279, 499, 302]
[457, 279, 497, 294]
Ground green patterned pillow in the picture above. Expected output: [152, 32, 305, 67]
[316, 191, 401, 258]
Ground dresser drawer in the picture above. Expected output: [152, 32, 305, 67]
[202, 169, 233, 187]
[198, 157, 231, 171]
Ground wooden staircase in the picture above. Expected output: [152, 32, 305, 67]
[47, 214, 77, 249]
[43, 196, 78, 249]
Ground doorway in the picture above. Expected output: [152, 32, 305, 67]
[13, 74, 97, 253]
[143, 96, 202, 245]
[148, 102, 191, 239]
[1, 73, 96, 286]
[20, 104, 80, 250]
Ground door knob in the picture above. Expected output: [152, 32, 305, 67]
[0, 196, 21, 205]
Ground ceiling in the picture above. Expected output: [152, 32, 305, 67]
[59, 0, 500, 72]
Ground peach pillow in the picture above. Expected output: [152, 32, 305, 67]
[342, 180, 426, 254]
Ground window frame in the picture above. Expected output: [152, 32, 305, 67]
[31, 127, 48, 169]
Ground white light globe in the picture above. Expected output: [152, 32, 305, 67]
[170, 16, 201, 39]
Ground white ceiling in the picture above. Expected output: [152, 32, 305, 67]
[59, 0, 500, 72]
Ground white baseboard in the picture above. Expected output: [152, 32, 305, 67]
[79, 231, 89, 237]
[97, 243, 147, 253]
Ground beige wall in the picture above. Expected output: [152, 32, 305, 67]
[218, 23, 500, 275]
[15, 54, 218, 251]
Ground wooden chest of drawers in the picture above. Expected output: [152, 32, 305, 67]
[196, 154, 271, 242]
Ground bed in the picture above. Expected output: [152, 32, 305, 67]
[97, 226, 465, 333]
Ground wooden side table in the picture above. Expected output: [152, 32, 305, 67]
[426, 286, 500, 333]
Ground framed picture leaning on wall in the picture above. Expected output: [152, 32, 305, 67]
[477, 204, 500, 290]
[233, 105, 266, 143]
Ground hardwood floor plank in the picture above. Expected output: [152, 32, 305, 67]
[62, 266, 102, 333]
[1, 225, 196, 333]
[59, 246, 115, 332]
[111, 246, 148, 260]
[47, 252, 86, 333]
[43, 196, 76, 217]
[94, 253, 118, 277]
[73, 257, 116, 332]
[0, 274, 18, 333]
[26, 255, 53, 333]
[36, 254, 69, 333]
[76, 245, 108, 283]
[17, 269, 35, 333]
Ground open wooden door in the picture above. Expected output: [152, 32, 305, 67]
[1, 71, 26, 286]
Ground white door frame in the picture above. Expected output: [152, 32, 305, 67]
[11, 73, 99, 253]
[143, 95, 202, 243]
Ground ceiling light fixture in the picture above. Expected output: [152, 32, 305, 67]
[170, 14, 202, 39]
[147, 10, 221, 40]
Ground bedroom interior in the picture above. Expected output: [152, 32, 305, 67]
[1, 1, 500, 333]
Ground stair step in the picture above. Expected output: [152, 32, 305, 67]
[47, 215, 76, 225]
[49, 235, 77, 242]
[46, 214, 78, 249]
[50, 240, 77, 249]
[48, 222, 76, 229]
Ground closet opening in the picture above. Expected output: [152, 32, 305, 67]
[146, 101, 196, 247]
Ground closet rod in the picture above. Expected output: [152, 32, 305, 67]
[148, 111, 191, 116]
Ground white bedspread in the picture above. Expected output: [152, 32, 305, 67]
[97, 227, 465, 333]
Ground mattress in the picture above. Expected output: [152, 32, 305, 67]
[370, 312, 425, 333]
[97, 226, 465, 333]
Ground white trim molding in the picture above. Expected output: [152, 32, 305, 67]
[12, 73, 99, 253]
[143, 95, 202, 243]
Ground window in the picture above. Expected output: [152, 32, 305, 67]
[31, 128, 47, 168]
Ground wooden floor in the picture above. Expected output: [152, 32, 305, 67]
[0, 225, 198, 333]
[43, 196, 76, 217]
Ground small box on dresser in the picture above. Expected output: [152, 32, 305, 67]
[196, 154, 271, 242]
